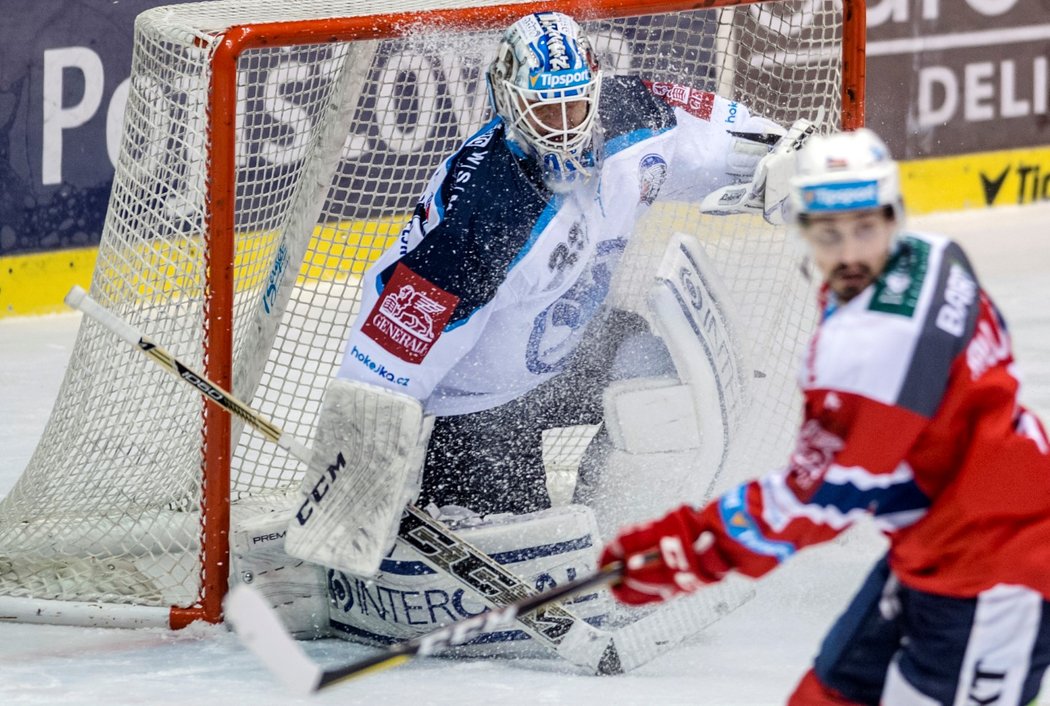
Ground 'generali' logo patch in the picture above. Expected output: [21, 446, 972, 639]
[361, 263, 459, 363]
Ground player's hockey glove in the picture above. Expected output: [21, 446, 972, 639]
[700, 118, 817, 225]
[600, 504, 732, 606]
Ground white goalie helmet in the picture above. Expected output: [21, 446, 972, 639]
[790, 128, 903, 222]
[487, 12, 603, 192]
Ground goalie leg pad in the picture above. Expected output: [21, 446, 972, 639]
[231, 509, 330, 639]
[647, 233, 750, 476]
[579, 235, 751, 538]
[326, 504, 611, 659]
[284, 378, 432, 577]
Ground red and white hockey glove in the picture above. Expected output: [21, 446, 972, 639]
[600, 504, 732, 606]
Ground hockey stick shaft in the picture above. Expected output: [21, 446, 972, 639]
[65, 286, 620, 673]
[64, 286, 309, 459]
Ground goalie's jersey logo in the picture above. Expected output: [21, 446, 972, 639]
[362, 263, 459, 363]
[526, 239, 625, 373]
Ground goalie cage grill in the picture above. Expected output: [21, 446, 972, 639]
[0, 0, 865, 628]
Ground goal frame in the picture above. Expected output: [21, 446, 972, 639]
[196, 0, 865, 629]
[202, 0, 867, 629]
[1, 0, 866, 630]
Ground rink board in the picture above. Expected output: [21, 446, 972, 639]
[3, 145, 1050, 319]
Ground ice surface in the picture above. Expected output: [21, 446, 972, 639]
[1, 204, 1048, 705]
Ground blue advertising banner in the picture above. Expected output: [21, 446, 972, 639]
[1, 1, 1048, 269]
[0, 1, 197, 257]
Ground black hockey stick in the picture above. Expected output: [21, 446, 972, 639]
[225, 559, 628, 694]
[64, 285, 621, 675]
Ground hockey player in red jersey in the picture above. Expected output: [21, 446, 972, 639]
[601, 128, 1050, 705]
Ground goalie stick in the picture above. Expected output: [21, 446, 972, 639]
[225, 559, 628, 694]
[65, 285, 753, 676]
[63, 285, 621, 673]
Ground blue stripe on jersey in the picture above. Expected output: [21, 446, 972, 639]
[810, 477, 930, 519]
[378, 535, 594, 576]
[505, 135, 528, 159]
[604, 126, 671, 157]
[444, 312, 476, 332]
[719, 485, 796, 561]
[434, 117, 503, 221]
[443, 313, 471, 332]
[433, 187, 446, 222]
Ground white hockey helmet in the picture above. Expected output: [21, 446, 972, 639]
[487, 12, 602, 192]
[790, 128, 902, 222]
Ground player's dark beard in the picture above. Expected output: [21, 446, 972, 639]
[830, 263, 875, 301]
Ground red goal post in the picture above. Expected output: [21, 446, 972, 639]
[0, 0, 866, 629]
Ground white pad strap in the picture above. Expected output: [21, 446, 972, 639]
[284, 379, 431, 577]
[603, 377, 700, 454]
[647, 233, 750, 476]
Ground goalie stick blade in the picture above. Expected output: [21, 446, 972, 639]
[224, 584, 324, 695]
[65, 287, 614, 673]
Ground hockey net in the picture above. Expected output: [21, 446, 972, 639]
[0, 0, 864, 627]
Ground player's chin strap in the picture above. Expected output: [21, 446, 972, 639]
[699, 118, 819, 225]
[64, 285, 750, 679]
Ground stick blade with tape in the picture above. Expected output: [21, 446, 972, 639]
[224, 584, 324, 695]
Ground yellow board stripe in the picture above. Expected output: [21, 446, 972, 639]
[0, 218, 403, 319]
[901, 145, 1050, 214]
[0, 246, 100, 318]
[4, 145, 1049, 318]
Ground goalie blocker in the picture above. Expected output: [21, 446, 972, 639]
[284, 378, 432, 577]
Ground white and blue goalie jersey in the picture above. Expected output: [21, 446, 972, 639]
[337, 76, 777, 416]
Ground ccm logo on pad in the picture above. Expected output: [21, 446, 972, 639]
[362, 263, 459, 363]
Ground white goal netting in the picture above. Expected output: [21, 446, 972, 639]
[0, 0, 854, 625]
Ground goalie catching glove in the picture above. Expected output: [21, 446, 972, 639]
[700, 118, 818, 225]
[600, 504, 733, 606]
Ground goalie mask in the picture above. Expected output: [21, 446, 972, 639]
[487, 12, 603, 193]
[790, 128, 903, 223]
